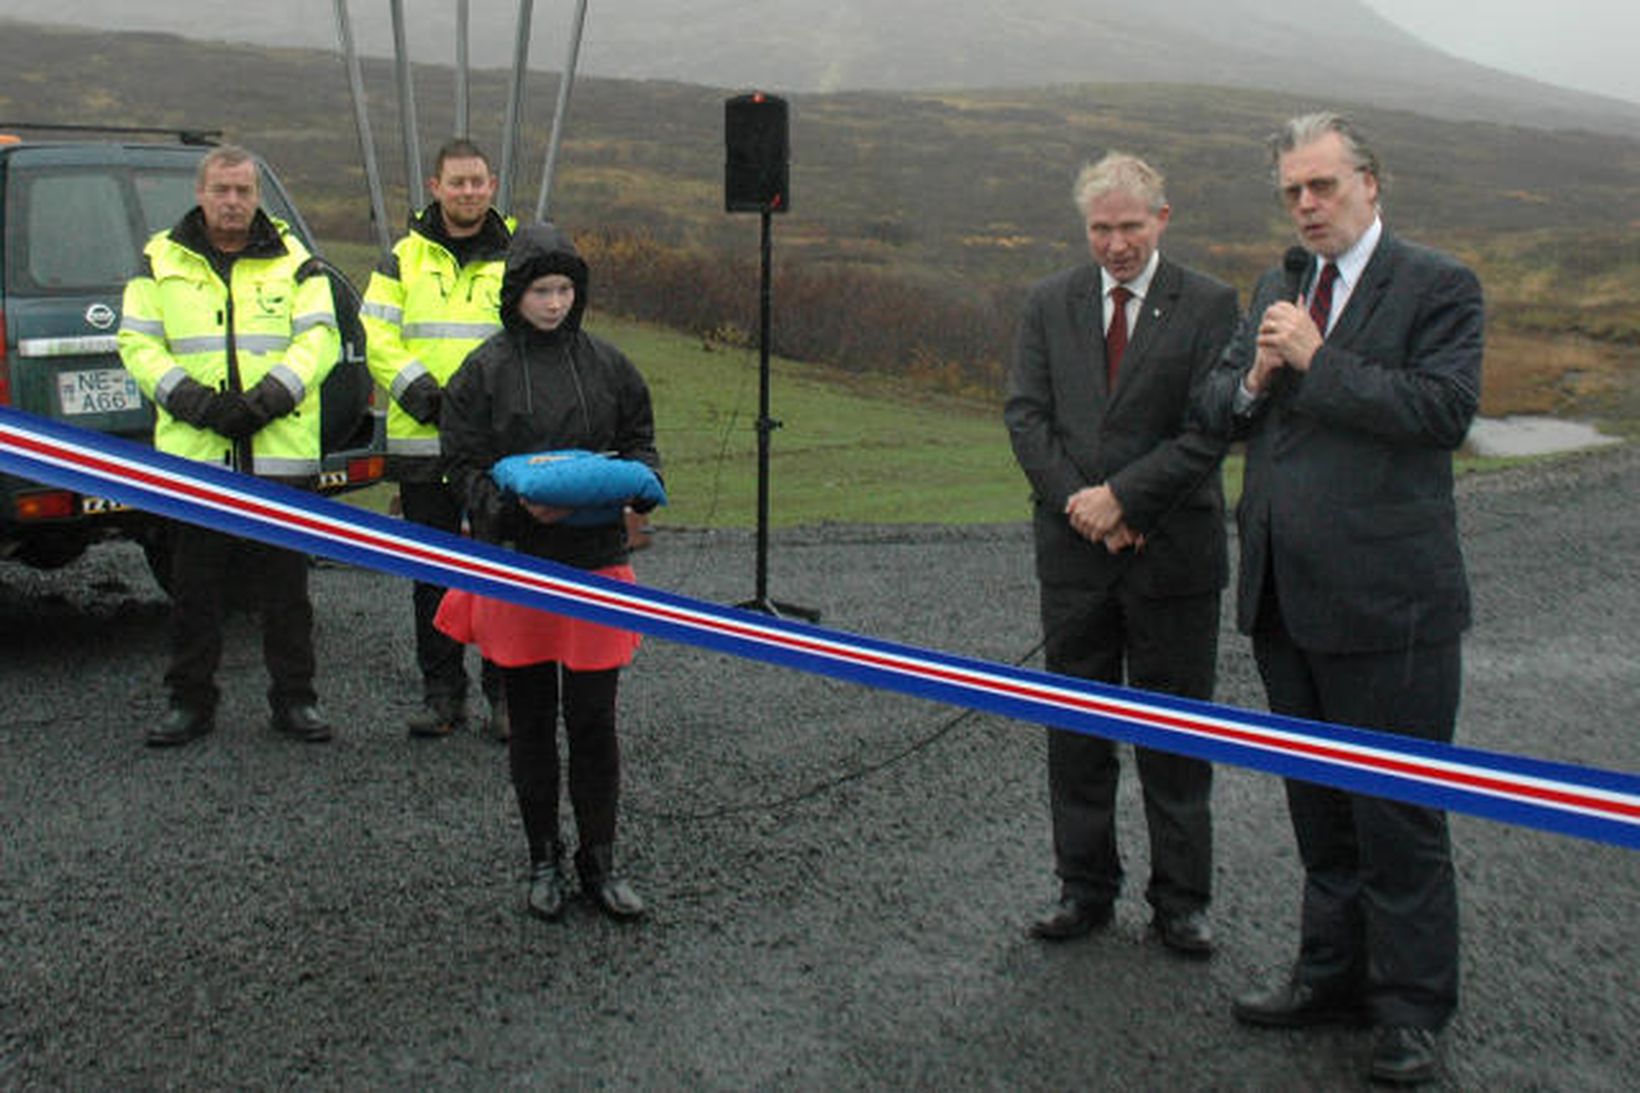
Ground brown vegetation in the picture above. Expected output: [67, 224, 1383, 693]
[2, 20, 1637, 420]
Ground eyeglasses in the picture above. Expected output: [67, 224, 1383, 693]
[1278, 166, 1366, 208]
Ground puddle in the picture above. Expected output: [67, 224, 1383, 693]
[1464, 416, 1621, 458]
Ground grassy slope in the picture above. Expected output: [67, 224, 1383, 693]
[5, 25, 1625, 528]
[322, 240, 1027, 528]
[324, 247, 1545, 531]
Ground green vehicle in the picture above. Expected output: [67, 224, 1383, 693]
[0, 124, 384, 588]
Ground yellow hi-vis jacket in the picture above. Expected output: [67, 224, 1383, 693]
[360, 205, 512, 465]
[118, 209, 338, 477]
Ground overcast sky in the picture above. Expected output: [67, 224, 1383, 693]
[2, 2, 1638, 108]
[1363, 0, 1640, 104]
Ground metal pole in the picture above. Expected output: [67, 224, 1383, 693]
[499, 0, 535, 216]
[455, 0, 471, 138]
[331, 0, 392, 252]
[754, 206, 774, 606]
[535, 0, 590, 223]
[389, 0, 423, 222]
[735, 206, 816, 621]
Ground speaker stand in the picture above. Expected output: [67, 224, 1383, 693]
[736, 206, 819, 623]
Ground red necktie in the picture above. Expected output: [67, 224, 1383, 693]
[1309, 261, 1339, 337]
[1106, 285, 1131, 386]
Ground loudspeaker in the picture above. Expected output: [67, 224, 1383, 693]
[725, 93, 789, 213]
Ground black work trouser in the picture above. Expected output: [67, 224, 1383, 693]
[1040, 581, 1219, 916]
[164, 522, 315, 715]
[504, 662, 621, 865]
[399, 479, 499, 707]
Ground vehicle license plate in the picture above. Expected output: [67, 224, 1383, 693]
[58, 368, 141, 415]
[81, 496, 130, 515]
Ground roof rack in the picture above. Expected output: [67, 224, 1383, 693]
[0, 122, 221, 146]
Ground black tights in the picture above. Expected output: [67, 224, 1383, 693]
[503, 662, 621, 865]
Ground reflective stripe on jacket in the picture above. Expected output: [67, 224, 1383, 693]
[361, 206, 512, 458]
[118, 210, 338, 476]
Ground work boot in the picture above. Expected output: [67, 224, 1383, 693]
[576, 844, 646, 921]
[407, 696, 463, 738]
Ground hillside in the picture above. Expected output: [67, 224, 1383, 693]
[2, 20, 1637, 423]
[6, 1, 1640, 137]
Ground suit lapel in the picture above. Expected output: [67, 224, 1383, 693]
[1327, 232, 1398, 346]
[1064, 264, 1108, 396]
[1121, 259, 1178, 370]
[1274, 235, 1400, 448]
[1106, 258, 1180, 406]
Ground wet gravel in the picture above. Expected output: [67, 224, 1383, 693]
[2, 444, 1637, 1089]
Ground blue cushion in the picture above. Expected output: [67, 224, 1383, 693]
[490, 449, 666, 527]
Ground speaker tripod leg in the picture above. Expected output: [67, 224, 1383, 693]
[735, 596, 821, 623]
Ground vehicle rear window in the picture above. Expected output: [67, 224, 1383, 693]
[4, 166, 174, 293]
[4, 161, 297, 295]
[133, 168, 202, 239]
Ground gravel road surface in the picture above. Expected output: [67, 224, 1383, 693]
[3, 445, 1637, 1089]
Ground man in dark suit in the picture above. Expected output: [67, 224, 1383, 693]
[1193, 113, 1483, 1086]
[1005, 153, 1238, 957]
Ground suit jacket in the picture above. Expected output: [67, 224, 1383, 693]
[1005, 256, 1238, 595]
[1193, 231, 1484, 654]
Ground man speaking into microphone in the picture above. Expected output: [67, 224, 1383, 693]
[1193, 113, 1484, 1085]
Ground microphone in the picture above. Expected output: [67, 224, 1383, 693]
[1263, 247, 1312, 403]
[1283, 246, 1310, 302]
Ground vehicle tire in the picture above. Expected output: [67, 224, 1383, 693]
[13, 530, 87, 571]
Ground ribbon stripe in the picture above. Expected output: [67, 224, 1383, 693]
[3, 406, 1637, 848]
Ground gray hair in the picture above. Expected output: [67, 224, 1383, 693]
[1268, 112, 1382, 183]
[1072, 152, 1167, 217]
[195, 144, 258, 188]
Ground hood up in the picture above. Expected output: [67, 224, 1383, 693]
[500, 222, 589, 334]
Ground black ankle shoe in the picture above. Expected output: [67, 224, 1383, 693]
[1370, 1025, 1440, 1085]
[589, 874, 646, 920]
[577, 845, 646, 921]
[527, 861, 569, 921]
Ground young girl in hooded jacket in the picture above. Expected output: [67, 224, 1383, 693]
[436, 222, 661, 922]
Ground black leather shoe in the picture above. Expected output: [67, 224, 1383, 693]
[1232, 978, 1368, 1028]
[147, 706, 214, 748]
[527, 860, 569, 922]
[1369, 1026, 1440, 1085]
[1028, 896, 1114, 941]
[1151, 909, 1214, 957]
[272, 704, 333, 743]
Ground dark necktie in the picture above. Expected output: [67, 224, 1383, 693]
[1309, 261, 1340, 337]
[1106, 285, 1131, 386]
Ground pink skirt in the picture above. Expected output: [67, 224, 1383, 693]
[433, 564, 642, 671]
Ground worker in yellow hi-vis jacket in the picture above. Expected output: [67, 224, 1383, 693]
[360, 138, 514, 741]
[119, 144, 339, 749]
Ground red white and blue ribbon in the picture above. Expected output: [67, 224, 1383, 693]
[4, 406, 1638, 849]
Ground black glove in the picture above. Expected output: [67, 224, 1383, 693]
[398, 373, 444, 425]
[203, 392, 265, 440]
[244, 373, 298, 423]
[165, 378, 219, 428]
